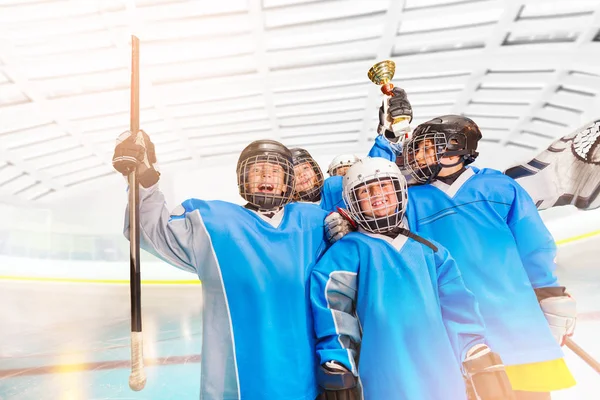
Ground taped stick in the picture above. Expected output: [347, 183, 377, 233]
[565, 337, 600, 375]
[128, 34, 146, 392]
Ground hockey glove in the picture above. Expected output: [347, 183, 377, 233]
[463, 344, 515, 400]
[535, 286, 577, 346]
[317, 361, 359, 400]
[377, 87, 413, 144]
[325, 208, 357, 244]
[112, 130, 160, 188]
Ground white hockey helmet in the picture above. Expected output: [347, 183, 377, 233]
[342, 157, 408, 234]
[327, 154, 360, 176]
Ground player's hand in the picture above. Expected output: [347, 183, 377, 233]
[325, 209, 356, 244]
[112, 130, 160, 188]
[317, 361, 359, 400]
[463, 344, 515, 400]
[536, 287, 577, 346]
[377, 87, 413, 144]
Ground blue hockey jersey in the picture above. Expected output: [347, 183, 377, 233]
[405, 167, 563, 366]
[319, 176, 344, 213]
[310, 230, 487, 400]
[124, 185, 329, 400]
[367, 135, 399, 160]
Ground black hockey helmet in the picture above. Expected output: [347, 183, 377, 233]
[237, 139, 295, 210]
[403, 115, 482, 183]
[290, 147, 324, 203]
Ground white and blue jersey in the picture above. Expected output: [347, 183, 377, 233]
[310, 229, 487, 400]
[124, 185, 329, 400]
[319, 176, 344, 213]
[406, 167, 563, 366]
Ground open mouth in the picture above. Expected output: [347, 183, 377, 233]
[257, 183, 275, 192]
[371, 199, 387, 208]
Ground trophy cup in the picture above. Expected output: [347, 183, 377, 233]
[368, 60, 410, 127]
[368, 59, 396, 96]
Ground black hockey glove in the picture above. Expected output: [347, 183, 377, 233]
[377, 87, 413, 143]
[317, 361, 359, 400]
[463, 345, 515, 400]
[112, 130, 160, 188]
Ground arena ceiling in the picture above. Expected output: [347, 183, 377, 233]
[1, 0, 600, 205]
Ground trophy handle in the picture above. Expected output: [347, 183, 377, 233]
[381, 83, 395, 96]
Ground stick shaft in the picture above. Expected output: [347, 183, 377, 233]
[128, 34, 146, 392]
[565, 337, 600, 375]
[129, 34, 141, 333]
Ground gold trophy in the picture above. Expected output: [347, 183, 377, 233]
[368, 60, 410, 126]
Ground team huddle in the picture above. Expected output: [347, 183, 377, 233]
[112, 88, 583, 400]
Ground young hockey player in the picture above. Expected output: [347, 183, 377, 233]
[400, 116, 577, 399]
[292, 147, 324, 204]
[113, 132, 329, 400]
[320, 154, 360, 212]
[311, 157, 513, 400]
[326, 154, 360, 177]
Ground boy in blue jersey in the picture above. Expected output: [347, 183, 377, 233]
[292, 147, 324, 204]
[113, 132, 329, 400]
[400, 116, 578, 399]
[320, 154, 360, 213]
[326, 154, 360, 178]
[311, 157, 513, 400]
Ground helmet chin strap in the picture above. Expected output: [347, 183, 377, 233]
[438, 157, 464, 169]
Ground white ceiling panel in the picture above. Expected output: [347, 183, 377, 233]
[0, 1, 96, 24]
[0, 103, 53, 134]
[263, 0, 389, 29]
[148, 55, 257, 84]
[15, 181, 53, 201]
[139, 14, 251, 42]
[2, 173, 37, 194]
[267, 38, 379, 71]
[273, 83, 368, 106]
[34, 69, 129, 99]
[134, 0, 248, 22]
[0, 165, 24, 186]
[0, 83, 30, 106]
[167, 95, 265, 119]
[0, 0, 598, 202]
[176, 108, 270, 128]
[42, 157, 104, 178]
[190, 130, 272, 149]
[26, 147, 89, 170]
[279, 110, 363, 127]
[280, 120, 362, 138]
[184, 120, 273, 137]
[55, 164, 112, 186]
[22, 48, 124, 80]
[12, 136, 81, 160]
[265, 13, 385, 51]
[276, 97, 366, 118]
[48, 89, 130, 120]
[2, 123, 65, 149]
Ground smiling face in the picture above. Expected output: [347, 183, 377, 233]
[247, 161, 287, 195]
[413, 138, 438, 168]
[355, 179, 399, 218]
[332, 165, 351, 177]
[294, 162, 318, 193]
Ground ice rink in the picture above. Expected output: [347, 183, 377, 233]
[0, 236, 598, 400]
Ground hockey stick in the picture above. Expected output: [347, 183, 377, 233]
[565, 337, 600, 375]
[128, 34, 146, 391]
